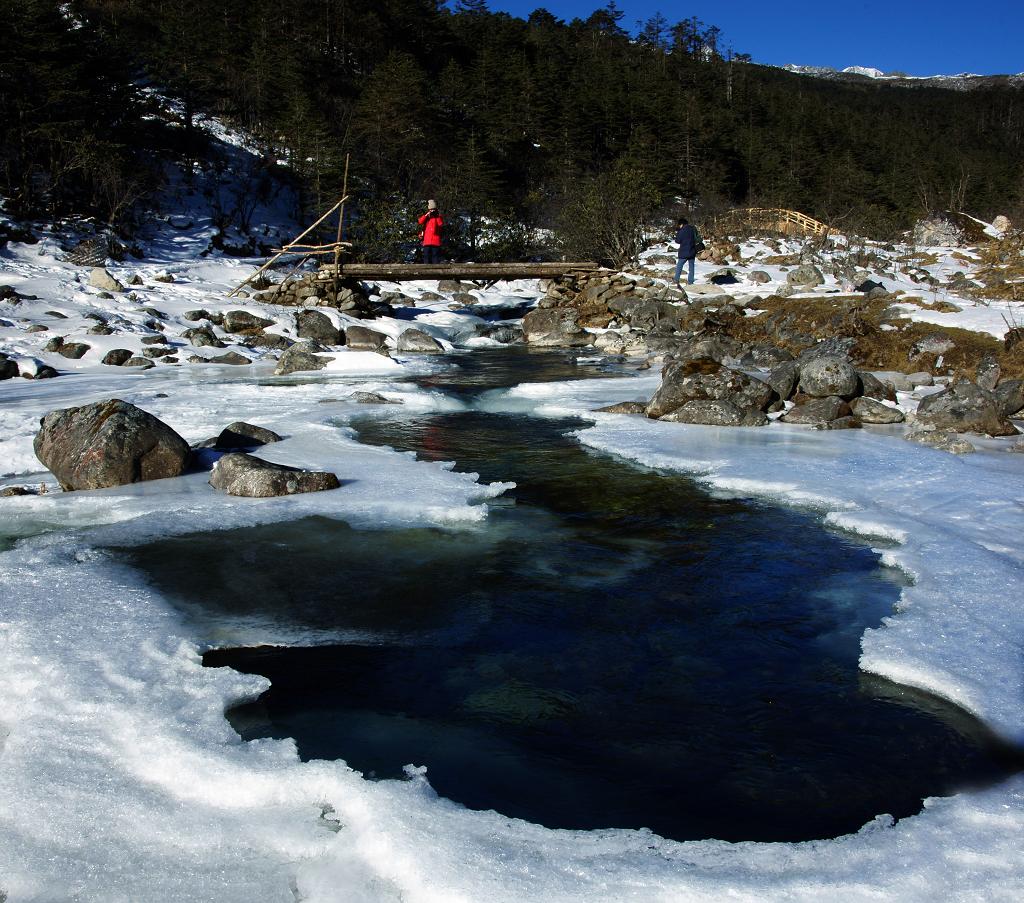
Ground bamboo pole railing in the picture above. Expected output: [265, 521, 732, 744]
[227, 195, 351, 297]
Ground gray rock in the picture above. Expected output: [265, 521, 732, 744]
[57, 342, 90, 360]
[994, 379, 1024, 417]
[0, 356, 19, 380]
[274, 347, 328, 375]
[799, 355, 859, 398]
[647, 358, 773, 419]
[345, 325, 389, 351]
[906, 372, 934, 388]
[143, 347, 175, 359]
[740, 345, 793, 368]
[851, 397, 905, 424]
[905, 429, 975, 454]
[858, 371, 897, 402]
[975, 354, 1000, 392]
[88, 268, 124, 292]
[351, 391, 403, 405]
[184, 309, 212, 322]
[209, 453, 340, 497]
[247, 333, 293, 351]
[101, 349, 133, 366]
[594, 401, 648, 415]
[88, 324, 114, 335]
[522, 308, 593, 347]
[34, 365, 59, 379]
[396, 328, 444, 354]
[182, 326, 225, 348]
[26, 324, 48, 333]
[916, 380, 1018, 437]
[660, 399, 768, 427]
[606, 297, 682, 331]
[798, 337, 856, 362]
[222, 310, 274, 334]
[141, 335, 167, 345]
[208, 351, 251, 365]
[123, 357, 155, 369]
[214, 422, 283, 449]
[44, 336, 64, 352]
[910, 333, 956, 359]
[296, 309, 343, 345]
[781, 396, 851, 425]
[786, 264, 824, 288]
[815, 415, 862, 430]
[34, 398, 190, 491]
[478, 324, 523, 344]
[767, 361, 800, 401]
[748, 270, 772, 284]
[0, 486, 36, 497]
[438, 280, 471, 293]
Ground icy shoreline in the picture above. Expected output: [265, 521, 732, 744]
[4, 195, 1024, 896]
[0, 356, 1023, 899]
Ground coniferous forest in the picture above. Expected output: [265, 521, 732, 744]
[3, 0, 1023, 259]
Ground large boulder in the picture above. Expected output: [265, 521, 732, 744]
[275, 346, 328, 375]
[766, 361, 800, 401]
[222, 310, 274, 334]
[56, 342, 90, 360]
[858, 371, 897, 402]
[209, 453, 340, 497]
[916, 380, 1019, 437]
[101, 349, 133, 366]
[781, 396, 852, 426]
[1, 354, 21, 380]
[182, 326, 225, 348]
[799, 355, 859, 398]
[660, 399, 768, 427]
[851, 397, 905, 424]
[88, 268, 124, 292]
[213, 422, 283, 449]
[345, 325, 389, 351]
[396, 328, 444, 354]
[296, 309, 343, 345]
[522, 308, 593, 347]
[994, 379, 1024, 418]
[646, 358, 773, 419]
[786, 264, 824, 288]
[208, 351, 251, 365]
[975, 355, 1000, 392]
[34, 399, 190, 491]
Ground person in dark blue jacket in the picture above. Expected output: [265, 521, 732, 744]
[674, 218, 700, 286]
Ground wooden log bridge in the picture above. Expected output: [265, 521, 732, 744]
[315, 261, 602, 283]
[712, 207, 832, 238]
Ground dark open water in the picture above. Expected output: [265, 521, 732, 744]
[128, 349, 1022, 842]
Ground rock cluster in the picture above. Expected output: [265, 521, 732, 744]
[252, 274, 388, 318]
[525, 271, 687, 346]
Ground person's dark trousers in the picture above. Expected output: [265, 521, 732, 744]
[423, 246, 442, 264]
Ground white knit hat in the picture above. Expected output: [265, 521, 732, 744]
[427, 199, 437, 210]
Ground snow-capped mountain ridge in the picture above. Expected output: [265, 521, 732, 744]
[781, 62, 1024, 91]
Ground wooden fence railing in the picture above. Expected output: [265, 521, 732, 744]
[711, 208, 832, 238]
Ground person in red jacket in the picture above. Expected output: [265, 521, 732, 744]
[418, 199, 444, 264]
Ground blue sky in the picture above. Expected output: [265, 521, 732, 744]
[476, 0, 1023, 77]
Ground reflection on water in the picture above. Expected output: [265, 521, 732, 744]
[129, 348, 1022, 842]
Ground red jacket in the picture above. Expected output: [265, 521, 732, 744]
[418, 211, 443, 246]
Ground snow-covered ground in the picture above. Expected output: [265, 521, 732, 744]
[3, 126, 1024, 898]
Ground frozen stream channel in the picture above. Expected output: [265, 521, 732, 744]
[122, 349, 1022, 844]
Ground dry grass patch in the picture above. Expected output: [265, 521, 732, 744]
[729, 293, 1024, 379]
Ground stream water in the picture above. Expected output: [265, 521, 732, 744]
[129, 348, 1021, 843]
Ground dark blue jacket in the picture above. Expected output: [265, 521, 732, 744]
[675, 224, 699, 259]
